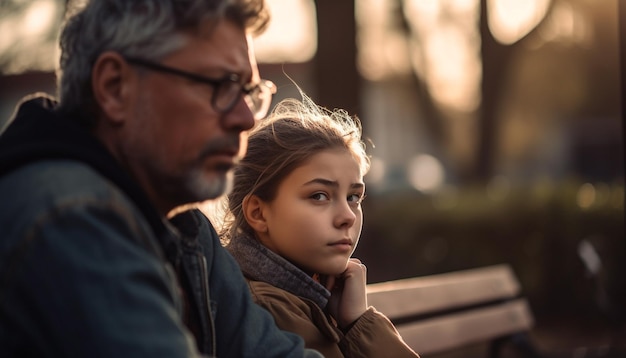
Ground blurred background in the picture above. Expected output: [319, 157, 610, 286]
[1, 0, 624, 356]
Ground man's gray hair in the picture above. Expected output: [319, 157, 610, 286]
[57, 0, 268, 125]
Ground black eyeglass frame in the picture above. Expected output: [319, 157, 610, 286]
[124, 56, 276, 119]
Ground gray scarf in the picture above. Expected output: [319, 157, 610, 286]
[226, 234, 330, 308]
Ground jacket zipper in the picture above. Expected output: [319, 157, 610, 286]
[198, 253, 216, 357]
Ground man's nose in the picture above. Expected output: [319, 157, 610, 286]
[222, 96, 255, 132]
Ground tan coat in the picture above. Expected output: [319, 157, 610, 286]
[247, 280, 420, 358]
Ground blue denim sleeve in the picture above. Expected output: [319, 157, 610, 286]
[0, 203, 203, 357]
[192, 210, 323, 358]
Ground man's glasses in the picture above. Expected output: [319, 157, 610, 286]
[124, 56, 276, 120]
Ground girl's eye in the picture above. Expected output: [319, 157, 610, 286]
[348, 193, 366, 204]
[310, 192, 329, 201]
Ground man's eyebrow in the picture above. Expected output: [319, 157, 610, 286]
[303, 178, 365, 190]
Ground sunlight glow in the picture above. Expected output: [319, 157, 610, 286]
[402, 0, 481, 112]
[488, 0, 550, 45]
[537, 2, 590, 46]
[365, 156, 387, 186]
[0, 0, 61, 74]
[407, 154, 445, 193]
[576, 183, 596, 209]
[356, 0, 412, 80]
[424, 24, 481, 111]
[21, 0, 57, 37]
[252, 0, 317, 63]
[578, 239, 602, 275]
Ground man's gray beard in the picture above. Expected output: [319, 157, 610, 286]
[184, 168, 233, 202]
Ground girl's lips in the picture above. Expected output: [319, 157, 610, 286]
[328, 239, 353, 251]
[329, 239, 353, 246]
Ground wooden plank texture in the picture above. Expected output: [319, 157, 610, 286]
[367, 264, 521, 320]
[395, 299, 534, 355]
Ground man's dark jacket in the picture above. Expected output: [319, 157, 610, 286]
[0, 95, 321, 358]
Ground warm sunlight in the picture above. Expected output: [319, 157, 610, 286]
[537, 1, 590, 46]
[252, 0, 317, 63]
[407, 154, 445, 193]
[0, 0, 317, 75]
[21, 0, 57, 36]
[0, 0, 60, 74]
[365, 156, 387, 188]
[422, 23, 481, 112]
[356, 0, 412, 80]
[487, 0, 551, 45]
[356, 0, 482, 112]
[401, 0, 481, 112]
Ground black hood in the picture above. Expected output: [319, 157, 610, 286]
[0, 94, 168, 238]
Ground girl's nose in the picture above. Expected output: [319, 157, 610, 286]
[334, 201, 357, 228]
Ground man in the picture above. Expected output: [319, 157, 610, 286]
[0, 0, 322, 357]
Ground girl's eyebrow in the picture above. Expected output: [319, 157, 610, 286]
[303, 178, 365, 190]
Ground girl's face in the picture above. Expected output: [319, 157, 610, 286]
[256, 149, 365, 276]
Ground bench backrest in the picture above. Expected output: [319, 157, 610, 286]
[367, 264, 534, 355]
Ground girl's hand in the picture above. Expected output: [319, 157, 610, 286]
[324, 258, 368, 330]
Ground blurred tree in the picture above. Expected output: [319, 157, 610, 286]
[313, 1, 359, 116]
[477, 0, 556, 182]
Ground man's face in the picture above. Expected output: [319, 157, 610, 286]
[121, 20, 257, 214]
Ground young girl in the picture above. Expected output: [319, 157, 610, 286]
[220, 92, 419, 357]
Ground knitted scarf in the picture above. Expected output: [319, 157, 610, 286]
[227, 234, 330, 308]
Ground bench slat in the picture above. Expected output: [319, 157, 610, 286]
[367, 264, 521, 320]
[394, 298, 534, 355]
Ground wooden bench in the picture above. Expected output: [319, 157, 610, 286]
[367, 264, 539, 357]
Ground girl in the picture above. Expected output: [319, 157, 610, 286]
[220, 92, 419, 357]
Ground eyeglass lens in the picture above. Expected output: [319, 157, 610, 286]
[214, 81, 242, 113]
[246, 83, 272, 119]
[215, 80, 274, 119]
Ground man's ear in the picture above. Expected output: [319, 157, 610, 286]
[92, 51, 134, 124]
[243, 194, 268, 233]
